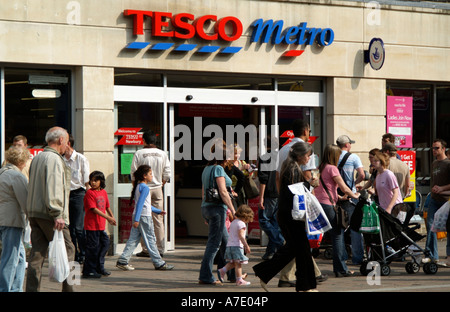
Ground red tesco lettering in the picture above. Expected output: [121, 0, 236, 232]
[124, 10, 243, 42]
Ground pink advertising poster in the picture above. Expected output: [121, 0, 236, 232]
[386, 96, 413, 148]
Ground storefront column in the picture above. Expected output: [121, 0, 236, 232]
[74, 66, 115, 242]
[326, 77, 386, 168]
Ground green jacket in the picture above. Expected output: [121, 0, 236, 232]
[26, 146, 71, 224]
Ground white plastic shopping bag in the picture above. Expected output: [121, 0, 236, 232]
[48, 229, 70, 283]
[431, 201, 450, 233]
[303, 185, 332, 235]
[288, 182, 307, 220]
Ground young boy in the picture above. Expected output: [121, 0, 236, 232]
[83, 171, 116, 278]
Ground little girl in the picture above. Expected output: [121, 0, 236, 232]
[83, 171, 116, 278]
[116, 165, 174, 271]
[217, 204, 254, 286]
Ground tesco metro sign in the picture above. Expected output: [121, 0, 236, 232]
[124, 10, 335, 56]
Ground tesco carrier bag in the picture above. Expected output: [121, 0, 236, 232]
[48, 229, 70, 283]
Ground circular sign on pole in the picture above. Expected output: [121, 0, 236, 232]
[364, 38, 385, 70]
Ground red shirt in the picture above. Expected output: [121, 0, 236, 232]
[84, 189, 109, 231]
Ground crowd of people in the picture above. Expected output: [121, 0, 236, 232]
[0, 127, 174, 292]
[198, 120, 450, 292]
[0, 122, 449, 292]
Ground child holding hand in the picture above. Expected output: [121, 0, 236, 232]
[217, 205, 254, 286]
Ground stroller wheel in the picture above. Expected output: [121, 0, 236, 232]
[423, 262, 438, 274]
[380, 264, 391, 276]
[405, 262, 420, 274]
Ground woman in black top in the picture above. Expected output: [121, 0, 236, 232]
[253, 141, 317, 292]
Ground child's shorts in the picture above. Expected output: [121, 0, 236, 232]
[224, 246, 248, 264]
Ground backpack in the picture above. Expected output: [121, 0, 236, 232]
[337, 152, 353, 196]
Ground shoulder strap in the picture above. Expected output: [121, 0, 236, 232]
[338, 152, 351, 170]
[320, 176, 336, 207]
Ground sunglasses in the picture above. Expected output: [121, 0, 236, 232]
[432, 147, 442, 150]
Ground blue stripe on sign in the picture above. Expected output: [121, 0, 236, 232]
[220, 47, 242, 54]
[197, 46, 221, 53]
[173, 44, 197, 52]
[149, 43, 174, 50]
[125, 42, 150, 49]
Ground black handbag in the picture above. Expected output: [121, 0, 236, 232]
[205, 166, 233, 204]
[320, 176, 349, 230]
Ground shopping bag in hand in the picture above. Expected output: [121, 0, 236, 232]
[48, 229, 70, 283]
[431, 201, 450, 233]
[304, 185, 332, 235]
[288, 182, 307, 221]
[359, 202, 380, 234]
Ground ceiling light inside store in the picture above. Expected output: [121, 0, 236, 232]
[32, 89, 61, 98]
[29, 75, 68, 85]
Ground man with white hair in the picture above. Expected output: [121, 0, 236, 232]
[26, 127, 75, 292]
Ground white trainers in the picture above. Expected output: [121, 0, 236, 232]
[236, 279, 251, 286]
[116, 263, 135, 271]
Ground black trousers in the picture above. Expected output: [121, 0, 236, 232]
[253, 219, 317, 291]
[83, 230, 110, 275]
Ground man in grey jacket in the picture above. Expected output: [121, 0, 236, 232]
[26, 127, 75, 292]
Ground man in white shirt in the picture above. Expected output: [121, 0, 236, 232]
[64, 135, 90, 264]
[131, 130, 171, 256]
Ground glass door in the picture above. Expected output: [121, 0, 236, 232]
[113, 100, 170, 252]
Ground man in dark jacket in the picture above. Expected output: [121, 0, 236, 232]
[258, 137, 284, 260]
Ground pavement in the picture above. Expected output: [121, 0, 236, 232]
[31, 233, 450, 294]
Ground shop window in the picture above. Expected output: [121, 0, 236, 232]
[276, 78, 324, 92]
[114, 70, 163, 86]
[4, 68, 71, 149]
[167, 72, 274, 90]
[387, 83, 432, 186]
[437, 86, 450, 146]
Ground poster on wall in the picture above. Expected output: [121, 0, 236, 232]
[386, 96, 413, 148]
[397, 150, 416, 203]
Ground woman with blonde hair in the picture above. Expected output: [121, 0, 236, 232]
[0, 146, 30, 291]
[372, 151, 404, 222]
[314, 144, 359, 277]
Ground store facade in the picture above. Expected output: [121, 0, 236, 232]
[1, 0, 449, 252]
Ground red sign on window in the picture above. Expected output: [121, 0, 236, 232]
[115, 128, 144, 145]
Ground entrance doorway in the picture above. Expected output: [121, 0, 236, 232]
[113, 83, 324, 251]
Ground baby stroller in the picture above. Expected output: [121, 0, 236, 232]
[351, 192, 438, 276]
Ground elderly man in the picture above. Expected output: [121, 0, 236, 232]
[26, 127, 75, 292]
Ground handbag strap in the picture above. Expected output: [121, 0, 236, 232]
[209, 165, 218, 188]
[320, 175, 337, 209]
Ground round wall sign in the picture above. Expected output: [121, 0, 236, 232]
[367, 38, 385, 70]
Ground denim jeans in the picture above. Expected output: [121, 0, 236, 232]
[199, 204, 228, 283]
[425, 197, 446, 260]
[117, 215, 165, 268]
[258, 197, 284, 254]
[321, 204, 349, 274]
[69, 188, 86, 262]
[0, 226, 26, 292]
[342, 199, 364, 264]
